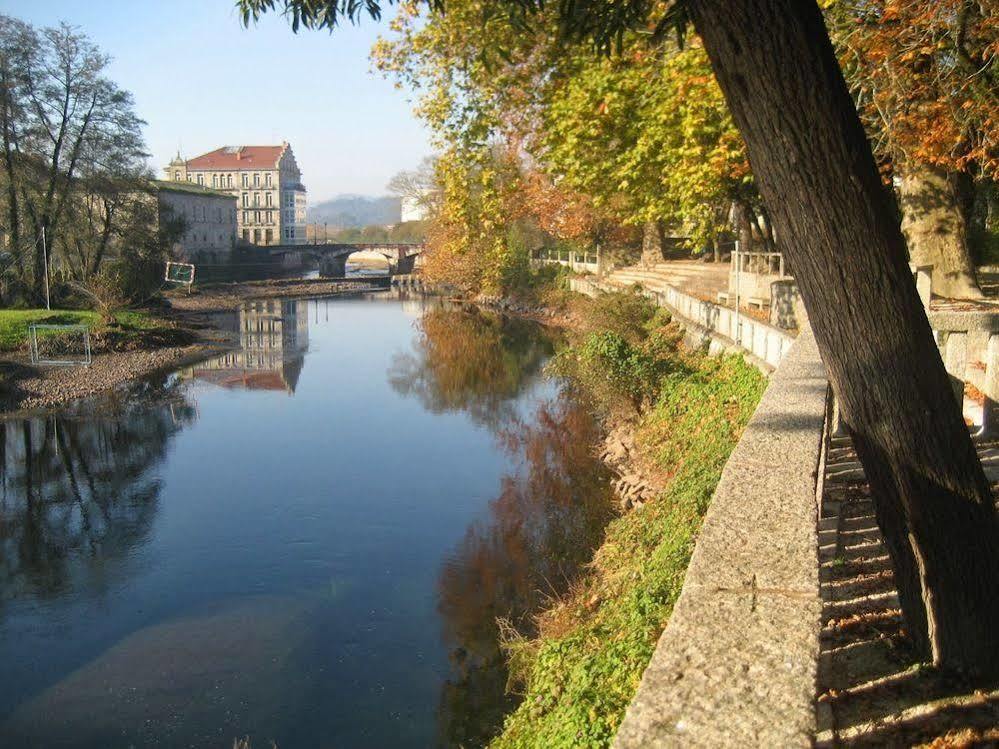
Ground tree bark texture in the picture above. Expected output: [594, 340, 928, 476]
[641, 219, 666, 267]
[899, 162, 982, 300]
[688, 0, 999, 673]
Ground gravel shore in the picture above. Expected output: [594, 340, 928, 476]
[0, 278, 379, 416]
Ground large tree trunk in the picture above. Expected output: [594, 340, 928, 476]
[689, 0, 999, 674]
[899, 162, 982, 300]
[640, 219, 666, 268]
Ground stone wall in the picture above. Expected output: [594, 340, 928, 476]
[570, 276, 795, 370]
[614, 331, 826, 747]
[155, 183, 237, 264]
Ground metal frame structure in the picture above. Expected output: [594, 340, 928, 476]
[29, 323, 92, 366]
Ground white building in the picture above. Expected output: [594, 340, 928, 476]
[400, 195, 429, 223]
[165, 143, 307, 246]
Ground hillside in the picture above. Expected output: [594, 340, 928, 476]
[306, 195, 401, 228]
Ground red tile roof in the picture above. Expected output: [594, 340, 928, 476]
[186, 145, 285, 171]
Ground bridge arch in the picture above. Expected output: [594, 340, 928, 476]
[312, 243, 424, 277]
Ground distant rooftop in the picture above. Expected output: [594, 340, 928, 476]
[185, 144, 288, 171]
[151, 179, 235, 199]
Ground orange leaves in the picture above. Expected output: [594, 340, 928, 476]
[829, 0, 999, 175]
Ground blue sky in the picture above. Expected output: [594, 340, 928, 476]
[0, 0, 432, 202]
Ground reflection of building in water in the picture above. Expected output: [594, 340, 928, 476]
[188, 299, 309, 393]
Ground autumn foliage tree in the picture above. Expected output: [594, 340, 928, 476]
[372, 0, 760, 275]
[828, 0, 999, 297]
[242, 0, 999, 677]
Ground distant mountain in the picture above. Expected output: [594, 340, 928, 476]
[306, 195, 401, 228]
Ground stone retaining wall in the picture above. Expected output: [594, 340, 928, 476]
[614, 331, 827, 747]
[570, 276, 795, 369]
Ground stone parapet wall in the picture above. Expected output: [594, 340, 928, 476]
[570, 276, 795, 369]
[614, 331, 826, 748]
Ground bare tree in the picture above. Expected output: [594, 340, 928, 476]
[0, 17, 145, 302]
[386, 155, 439, 219]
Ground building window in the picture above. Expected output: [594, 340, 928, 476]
[212, 174, 218, 187]
[265, 228, 273, 244]
[255, 210, 261, 223]
[266, 211, 273, 224]
[265, 192, 272, 207]
[253, 173, 260, 187]
[197, 174, 204, 185]
[227, 174, 233, 188]
[242, 194, 248, 207]
[242, 229, 250, 242]
[289, 227, 295, 239]
[265, 173, 272, 186]
[174, 170, 181, 180]
[243, 211, 249, 224]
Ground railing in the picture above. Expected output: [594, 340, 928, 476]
[732, 248, 786, 277]
[531, 247, 600, 272]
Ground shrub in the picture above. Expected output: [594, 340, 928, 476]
[576, 289, 658, 345]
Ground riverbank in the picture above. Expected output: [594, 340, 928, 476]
[0, 278, 377, 416]
[482, 290, 766, 747]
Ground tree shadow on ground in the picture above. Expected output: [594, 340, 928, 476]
[816, 436, 999, 746]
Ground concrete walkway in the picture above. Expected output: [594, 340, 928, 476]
[604, 261, 729, 302]
[603, 260, 778, 323]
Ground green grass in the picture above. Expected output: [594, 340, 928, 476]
[491, 351, 765, 748]
[0, 308, 155, 351]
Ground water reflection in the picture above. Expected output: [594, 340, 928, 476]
[0, 382, 196, 608]
[184, 299, 309, 393]
[386, 304, 615, 747]
[0, 296, 611, 748]
[388, 307, 556, 428]
[435, 395, 616, 746]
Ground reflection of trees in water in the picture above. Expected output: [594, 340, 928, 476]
[387, 307, 556, 428]
[0, 383, 196, 604]
[436, 395, 617, 747]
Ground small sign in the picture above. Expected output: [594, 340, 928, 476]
[165, 261, 196, 286]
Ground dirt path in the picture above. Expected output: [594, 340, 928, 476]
[0, 278, 379, 416]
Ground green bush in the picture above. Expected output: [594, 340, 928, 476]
[578, 289, 658, 345]
[549, 301, 684, 416]
[550, 331, 669, 414]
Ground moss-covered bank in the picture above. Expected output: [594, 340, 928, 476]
[491, 291, 766, 748]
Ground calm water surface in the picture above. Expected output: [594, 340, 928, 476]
[0, 293, 614, 748]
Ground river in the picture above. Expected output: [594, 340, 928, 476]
[0, 292, 615, 748]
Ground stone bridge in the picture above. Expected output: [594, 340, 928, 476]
[268, 243, 425, 277]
